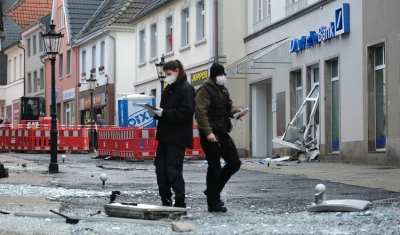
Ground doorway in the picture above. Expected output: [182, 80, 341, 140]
[310, 66, 320, 145]
[251, 80, 272, 158]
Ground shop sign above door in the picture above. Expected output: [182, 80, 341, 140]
[191, 69, 209, 86]
[290, 3, 350, 53]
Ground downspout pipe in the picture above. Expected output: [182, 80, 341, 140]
[101, 25, 116, 125]
[214, 0, 218, 63]
[17, 40, 26, 96]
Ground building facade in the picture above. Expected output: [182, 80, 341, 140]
[73, 0, 147, 125]
[21, 14, 51, 102]
[228, 0, 400, 165]
[132, 0, 248, 156]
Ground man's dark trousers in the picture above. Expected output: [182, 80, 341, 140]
[155, 141, 186, 201]
[200, 132, 241, 206]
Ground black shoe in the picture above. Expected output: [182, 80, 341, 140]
[208, 203, 227, 213]
[161, 198, 172, 207]
[204, 190, 225, 206]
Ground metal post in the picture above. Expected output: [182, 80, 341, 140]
[49, 57, 59, 173]
[160, 80, 164, 95]
[90, 91, 94, 152]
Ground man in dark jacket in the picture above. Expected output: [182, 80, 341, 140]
[150, 60, 195, 208]
[195, 63, 243, 213]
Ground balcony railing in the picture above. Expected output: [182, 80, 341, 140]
[253, 16, 271, 33]
[285, 0, 308, 17]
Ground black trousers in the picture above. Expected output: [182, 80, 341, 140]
[154, 141, 186, 201]
[200, 132, 241, 206]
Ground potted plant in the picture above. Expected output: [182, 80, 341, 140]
[90, 68, 96, 74]
[98, 65, 105, 72]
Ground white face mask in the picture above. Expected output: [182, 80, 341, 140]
[165, 75, 177, 84]
[216, 76, 227, 86]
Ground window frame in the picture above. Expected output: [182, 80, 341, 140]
[33, 70, 38, 92]
[40, 68, 44, 89]
[32, 35, 37, 56]
[82, 50, 86, 74]
[150, 23, 158, 60]
[196, 1, 205, 41]
[66, 50, 71, 76]
[92, 46, 96, 71]
[374, 44, 386, 149]
[19, 54, 23, 79]
[13, 56, 17, 81]
[257, 0, 263, 21]
[27, 72, 32, 93]
[100, 41, 105, 67]
[27, 38, 31, 57]
[59, 53, 63, 79]
[181, 8, 190, 47]
[139, 29, 146, 63]
[165, 16, 173, 53]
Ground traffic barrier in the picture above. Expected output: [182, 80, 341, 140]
[9, 129, 31, 151]
[185, 128, 204, 158]
[0, 129, 9, 151]
[58, 128, 89, 152]
[97, 128, 121, 157]
[133, 128, 157, 159]
[119, 128, 136, 158]
[31, 129, 51, 151]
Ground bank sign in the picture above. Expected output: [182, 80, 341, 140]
[290, 3, 350, 53]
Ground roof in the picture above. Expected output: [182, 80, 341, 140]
[64, 0, 105, 39]
[5, 0, 52, 28]
[1, 15, 23, 50]
[74, 0, 147, 41]
[132, 0, 171, 22]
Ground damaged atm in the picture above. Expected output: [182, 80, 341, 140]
[272, 84, 320, 162]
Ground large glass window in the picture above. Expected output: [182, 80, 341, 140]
[331, 60, 339, 152]
[375, 45, 386, 149]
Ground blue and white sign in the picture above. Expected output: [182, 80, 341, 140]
[290, 3, 350, 53]
[63, 88, 76, 101]
[118, 94, 156, 128]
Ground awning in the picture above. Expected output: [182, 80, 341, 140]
[226, 38, 292, 76]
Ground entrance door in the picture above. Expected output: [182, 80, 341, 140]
[251, 81, 272, 158]
[310, 66, 320, 145]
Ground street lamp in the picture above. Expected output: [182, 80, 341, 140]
[41, 20, 63, 173]
[155, 55, 166, 94]
[86, 73, 97, 153]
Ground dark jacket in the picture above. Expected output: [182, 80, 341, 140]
[155, 75, 195, 148]
[195, 78, 236, 136]
[96, 118, 106, 126]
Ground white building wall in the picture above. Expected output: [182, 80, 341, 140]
[78, 35, 113, 92]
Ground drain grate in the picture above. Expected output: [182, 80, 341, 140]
[373, 198, 400, 204]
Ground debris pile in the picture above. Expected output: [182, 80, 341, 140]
[0, 162, 9, 178]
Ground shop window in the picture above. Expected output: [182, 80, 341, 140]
[331, 60, 340, 152]
[276, 92, 286, 136]
[374, 45, 386, 149]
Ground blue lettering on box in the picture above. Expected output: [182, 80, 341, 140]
[290, 3, 350, 53]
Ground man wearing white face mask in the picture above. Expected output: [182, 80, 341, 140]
[195, 63, 244, 213]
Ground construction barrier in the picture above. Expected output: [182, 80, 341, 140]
[97, 126, 204, 160]
[0, 126, 89, 153]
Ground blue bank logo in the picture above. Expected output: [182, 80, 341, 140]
[290, 3, 350, 53]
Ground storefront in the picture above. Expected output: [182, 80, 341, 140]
[63, 88, 76, 125]
[228, 1, 400, 165]
[80, 93, 106, 125]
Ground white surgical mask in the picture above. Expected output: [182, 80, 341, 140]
[216, 76, 227, 86]
[165, 75, 177, 84]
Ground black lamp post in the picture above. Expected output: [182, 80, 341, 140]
[86, 73, 97, 153]
[41, 20, 63, 173]
[155, 55, 166, 94]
